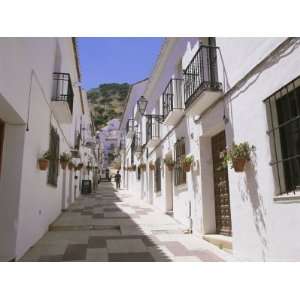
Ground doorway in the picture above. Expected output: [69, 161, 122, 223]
[211, 131, 232, 236]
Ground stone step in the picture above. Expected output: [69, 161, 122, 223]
[203, 234, 232, 252]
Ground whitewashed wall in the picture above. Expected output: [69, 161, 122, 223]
[0, 38, 83, 260]
[217, 38, 300, 261]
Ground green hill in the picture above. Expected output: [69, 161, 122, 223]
[87, 83, 130, 128]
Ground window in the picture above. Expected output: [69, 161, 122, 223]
[174, 138, 186, 186]
[155, 158, 161, 192]
[47, 126, 60, 187]
[265, 76, 300, 194]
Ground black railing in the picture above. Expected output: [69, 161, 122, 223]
[146, 115, 160, 144]
[183, 45, 222, 108]
[126, 119, 135, 134]
[162, 78, 183, 120]
[52, 72, 74, 114]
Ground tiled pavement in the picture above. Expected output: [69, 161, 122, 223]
[20, 182, 233, 262]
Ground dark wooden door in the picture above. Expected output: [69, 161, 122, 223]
[211, 131, 232, 236]
[0, 119, 4, 177]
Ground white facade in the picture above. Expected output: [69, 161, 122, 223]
[0, 38, 97, 261]
[120, 37, 300, 261]
[97, 118, 122, 173]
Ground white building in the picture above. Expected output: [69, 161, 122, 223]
[120, 37, 300, 261]
[97, 118, 122, 174]
[0, 37, 97, 261]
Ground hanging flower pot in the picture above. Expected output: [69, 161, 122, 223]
[38, 150, 52, 171]
[77, 163, 84, 170]
[232, 158, 247, 172]
[164, 157, 175, 171]
[68, 162, 74, 170]
[149, 161, 155, 171]
[181, 155, 194, 173]
[139, 163, 146, 171]
[38, 158, 49, 171]
[60, 161, 68, 170]
[220, 142, 256, 173]
[59, 152, 71, 170]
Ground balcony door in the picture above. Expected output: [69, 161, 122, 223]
[211, 131, 232, 236]
[0, 119, 4, 177]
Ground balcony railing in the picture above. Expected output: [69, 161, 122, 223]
[162, 78, 183, 120]
[146, 115, 160, 146]
[52, 72, 74, 114]
[183, 45, 222, 109]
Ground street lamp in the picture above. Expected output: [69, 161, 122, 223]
[137, 96, 148, 115]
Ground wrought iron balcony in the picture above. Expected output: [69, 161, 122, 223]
[126, 119, 135, 138]
[183, 45, 223, 116]
[146, 115, 161, 147]
[51, 72, 74, 123]
[162, 78, 184, 125]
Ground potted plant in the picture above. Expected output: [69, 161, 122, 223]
[149, 161, 155, 171]
[220, 142, 255, 172]
[60, 152, 70, 170]
[164, 157, 175, 171]
[68, 161, 74, 170]
[76, 162, 84, 170]
[38, 150, 52, 171]
[140, 163, 146, 171]
[181, 155, 194, 172]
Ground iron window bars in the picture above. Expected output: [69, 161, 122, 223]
[47, 126, 60, 187]
[183, 45, 222, 109]
[174, 137, 186, 186]
[264, 76, 300, 195]
[146, 115, 161, 144]
[155, 158, 162, 192]
[52, 72, 74, 115]
[162, 78, 184, 120]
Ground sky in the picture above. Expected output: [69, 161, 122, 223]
[77, 38, 164, 91]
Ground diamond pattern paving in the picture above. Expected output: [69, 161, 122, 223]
[20, 182, 231, 262]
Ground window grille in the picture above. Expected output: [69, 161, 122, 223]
[174, 138, 186, 186]
[155, 158, 161, 192]
[47, 126, 60, 187]
[265, 76, 300, 194]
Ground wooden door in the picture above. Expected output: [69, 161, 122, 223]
[211, 131, 232, 236]
[0, 119, 4, 177]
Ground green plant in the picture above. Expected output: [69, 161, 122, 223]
[60, 152, 70, 162]
[41, 150, 52, 160]
[164, 157, 175, 166]
[220, 142, 255, 169]
[181, 154, 194, 165]
[140, 163, 146, 171]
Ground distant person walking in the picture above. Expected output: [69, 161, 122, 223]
[115, 171, 121, 189]
[105, 168, 109, 180]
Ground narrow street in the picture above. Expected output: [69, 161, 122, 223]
[21, 182, 231, 262]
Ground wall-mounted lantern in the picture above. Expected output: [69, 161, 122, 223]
[137, 96, 148, 115]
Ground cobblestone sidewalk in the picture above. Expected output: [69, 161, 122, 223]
[20, 182, 233, 262]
